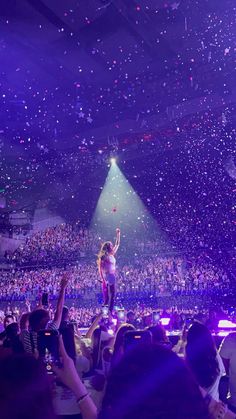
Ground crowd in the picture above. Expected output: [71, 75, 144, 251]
[0, 301, 233, 330]
[0, 254, 231, 304]
[11, 224, 100, 264]
[1, 276, 236, 419]
[0, 225, 234, 418]
[0, 264, 100, 302]
[119, 255, 230, 294]
[8, 222, 223, 267]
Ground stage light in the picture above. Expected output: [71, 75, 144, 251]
[110, 157, 116, 165]
[216, 331, 230, 337]
[160, 317, 171, 326]
[90, 159, 169, 249]
[218, 320, 236, 329]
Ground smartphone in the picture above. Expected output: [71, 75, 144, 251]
[185, 317, 193, 329]
[102, 305, 109, 318]
[42, 292, 49, 308]
[117, 309, 125, 321]
[60, 322, 76, 362]
[38, 330, 61, 374]
[124, 330, 152, 351]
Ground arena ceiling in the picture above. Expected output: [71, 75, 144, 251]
[0, 0, 235, 247]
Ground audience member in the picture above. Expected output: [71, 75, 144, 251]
[100, 344, 211, 419]
[186, 322, 225, 401]
[111, 323, 135, 368]
[0, 353, 55, 419]
[20, 274, 69, 354]
[0, 338, 97, 419]
[220, 332, 236, 413]
[147, 324, 170, 347]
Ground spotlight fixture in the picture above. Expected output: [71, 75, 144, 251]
[110, 157, 116, 164]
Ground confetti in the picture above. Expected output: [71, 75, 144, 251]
[0, 1, 233, 254]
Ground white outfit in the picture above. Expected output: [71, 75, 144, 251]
[53, 386, 80, 416]
[102, 254, 116, 285]
[220, 332, 236, 408]
[206, 352, 225, 401]
[104, 254, 116, 274]
[53, 354, 90, 415]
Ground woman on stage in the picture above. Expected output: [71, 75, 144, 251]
[97, 228, 120, 313]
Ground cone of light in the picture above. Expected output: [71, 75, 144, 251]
[90, 161, 169, 247]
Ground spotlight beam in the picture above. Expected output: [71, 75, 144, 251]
[90, 162, 169, 249]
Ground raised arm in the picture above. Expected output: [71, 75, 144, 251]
[113, 228, 121, 254]
[85, 312, 103, 339]
[53, 273, 69, 329]
[53, 337, 97, 419]
[25, 300, 31, 313]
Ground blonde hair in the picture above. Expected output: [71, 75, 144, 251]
[97, 241, 113, 266]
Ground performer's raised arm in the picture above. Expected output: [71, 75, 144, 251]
[113, 228, 121, 254]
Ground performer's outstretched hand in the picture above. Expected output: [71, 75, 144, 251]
[114, 228, 121, 254]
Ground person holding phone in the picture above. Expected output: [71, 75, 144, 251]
[20, 273, 69, 355]
[97, 228, 120, 313]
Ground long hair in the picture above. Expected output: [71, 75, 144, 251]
[112, 324, 135, 368]
[185, 321, 219, 389]
[97, 241, 113, 267]
[20, 312, 30, 331]
[29, 309, 50, 332]
[100, 344, 210, 419]
[147, 325, 169, 345]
